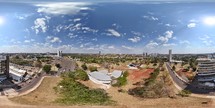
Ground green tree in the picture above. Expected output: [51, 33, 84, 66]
[89, 66, 97, 72]
[75, 69, 89, 81]
[55, 63, 61, 69]
[81, 63, 88, 70]
[172, 66, 176, 71]
[43, 65, 52, 74]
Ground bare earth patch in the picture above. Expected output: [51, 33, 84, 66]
[107, 87, 214, 108]
[9, 77, 61, 105]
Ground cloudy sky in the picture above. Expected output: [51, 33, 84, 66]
[0, 0, 215, 54]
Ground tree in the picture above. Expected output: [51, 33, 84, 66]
[81, 63, 88, 70]
[172, 66, 176, 71]
[55, 63, 61, 69]
[33, 60, 42, 68]
[43, 65, 52, 74]
[89, 66, 97, 72]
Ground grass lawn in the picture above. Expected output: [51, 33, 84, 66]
[10, 77, 61, 105]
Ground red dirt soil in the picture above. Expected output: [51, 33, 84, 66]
[129, 68, 154, 82]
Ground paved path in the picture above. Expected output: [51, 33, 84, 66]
[165, 62, 187, 90]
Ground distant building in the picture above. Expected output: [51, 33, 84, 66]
[0, 55, 9, 78]
[99, 51, 101, 56]
[169, 49, 172, 62]
[57, 50, 63, 57]
[9, 66, 27, 83]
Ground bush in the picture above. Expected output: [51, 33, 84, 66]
[172, 66, 176, 71]
[55, 63, 61, 69]
[75, 69, 89, 81]
[89, 66, 97, 72]
[112, 71, 129, 87]
[65, 70, 89, 81]
[178, 90, 191, 97]
[43, 65, 52, 74]
[81, 63, 88, 70]
[54, 73, 114, 105]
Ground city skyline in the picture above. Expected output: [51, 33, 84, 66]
[0, 0, 215, 54]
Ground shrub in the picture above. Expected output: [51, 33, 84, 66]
[178, 90, 191, 97]
[81, 63, 88, 70]
[89, 66, 97, 72]
[43, 65, 52, 74]
[55, 63, 61, 69]
[54, 73, 114, 105]
[112, 71, 129, 87]
[75, 69, 89, 81]
[172, 65, 176, 71]
[67, 70, 89, 81]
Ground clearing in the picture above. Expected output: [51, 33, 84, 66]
[9, 77, 61, 105]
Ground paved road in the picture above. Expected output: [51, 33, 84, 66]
[165, 62, 187, 89]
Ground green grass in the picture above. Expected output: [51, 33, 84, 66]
[55, 70, 115, 105]
[112, 71, 129, 87]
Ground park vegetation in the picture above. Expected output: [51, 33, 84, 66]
[43, 65, 52, 74]
[112, 71, 129, 87]
[54, 70, 114, 105]
[10, 56, 33, 66]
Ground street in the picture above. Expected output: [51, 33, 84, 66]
[165, 62, 187, 89]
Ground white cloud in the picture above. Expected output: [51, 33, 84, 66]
[82, 27, 98, 33]
[108, 45, 115, 49]
[107, 29, 121, 37]
[128, 36, 141, 43]
[199, 35, 213, 46]
[163, 43, 176, 47]
[55, 25, 64, 32]
[32, 18, 47, 34]
[92, 38, 97, 41]
[36, 2, 91, 15]
[74, 18, 81, 22]
[15, 13, 33, 20]
[179, 40, 190, 44]
[146, 41, 159, 48]
[187, 23, 196, 28]
[68, 33, 78, 38]
[24, 39, 35, 43]
[143, 15, 159, 21]
[122, 45, 133, 50]
[46, 36, 62, 43]
[157, 30, 173, 43]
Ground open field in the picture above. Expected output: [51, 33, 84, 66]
[107, 87, 214, 108]
[7, 62, 215, 108]
[9, 77, 61, 105]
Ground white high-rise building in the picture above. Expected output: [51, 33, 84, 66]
[169, 49, 172, 62]
[57, 50, 63, 57]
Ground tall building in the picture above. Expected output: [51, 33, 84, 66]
[196, 58, 215, 88]
[57, 50, 63, 57]
[99, 51, 101, 56]
[0, 55, 9, 78]
[169, 49, 172, 62]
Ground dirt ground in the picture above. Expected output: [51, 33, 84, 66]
[5, 75, 215, 108]
[6, 63, 215, 108]
[128, 68, 154, 83]
[9, 77, 61, 105]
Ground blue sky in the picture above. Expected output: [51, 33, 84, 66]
[0, 0, 215, 54]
